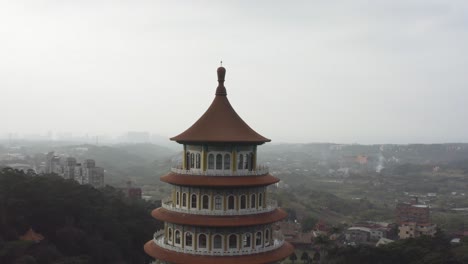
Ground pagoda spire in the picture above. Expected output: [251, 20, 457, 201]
[216, 65, 227, 96]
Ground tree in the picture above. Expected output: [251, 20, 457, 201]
[289, 252, 297, 264]
[300, 252, 310, 263]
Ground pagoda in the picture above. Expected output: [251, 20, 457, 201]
[144, 66, 294, 264]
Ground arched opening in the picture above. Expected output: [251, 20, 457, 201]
[258, 193, 263, 208]
[175, 230, 181, 245]
[243, 233, 252, 248]
[176, 191, 180, 206]
[250, 194, 256, 208]
[229, 234, 238, 249]
[216, 154, 222, 170]
[228, 195, 235, 210]
[214, 195, 222, 210]
[191, 194, 197, 209]
[240, 195, 247, 209]
[208, 154, 214, 169]
[265, 229, 270, 246]
[185, 232, 193, 247]
[213, 235, 222, 249]
[248, 152, 254, 171]
[198, 234, 207, 248]
[182, 193, 187, 207]
[190, 153, 195, 168]
[202, 195, 210, 209]
[238, 154, 244, 170]
[196, 153, 201, 169]
[255, 231, 262, 246]
[224, 154, 231, 170]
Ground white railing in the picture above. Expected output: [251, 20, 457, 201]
[152, 230, 284, 256]
[170, 165, 269, 176]
[161, 198, 277, 216]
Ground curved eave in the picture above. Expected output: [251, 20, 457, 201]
[170, 95, 270, 144]
[152, 207, 288, 227]
[160, 173, 280, 187]
[144, 240, 294, 264]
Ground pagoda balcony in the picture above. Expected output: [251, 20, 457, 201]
[161, 198, 277, 216]
[152, 230, 285, 256]
[170, 165, 269, 176]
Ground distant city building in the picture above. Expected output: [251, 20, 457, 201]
[120, 181, 142, 200]
[44, 151, 104, 188]
[396, 199, 436, 239]
[345, 222, 392, 245]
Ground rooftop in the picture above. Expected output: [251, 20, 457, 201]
[170, 67, 270, 144]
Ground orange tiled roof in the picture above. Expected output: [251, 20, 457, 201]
[161, 173, 280, 187]
[152, 208, 288, 227]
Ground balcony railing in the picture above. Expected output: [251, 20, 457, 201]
[152, 230, 284, 256]
[170, 165, 269, 176]
[161, 198, 277, 216]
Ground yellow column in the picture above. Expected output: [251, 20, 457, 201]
[183, 144, 187, 170]
[202, 145, 207, 171]
[253, 145, 257, 169]
[194, 230, 197, 250]
[232, 148, 237, 172]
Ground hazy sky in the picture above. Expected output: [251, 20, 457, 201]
[1, 0, 467, 144]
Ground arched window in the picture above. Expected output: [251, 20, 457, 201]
[228, 195, 235, 210]
[255, 231, 262, 246]
[248, 152, 254, 171]
[258, 193, 263, 208]
[240, 195, 246, 209]
[250, 194, 256, 208]
[196, 153, 201, 169]
[224, 154, 230, 170]
[216, 154, 222, 170]
[175, 230, 181, 245]
[243, 233, 251, 248]
[168, 228, 173, 242]
[198, 234, 207, 248]
[238, 154, 244, 169]
[208, 154, 214, 169]
[264, 229, 270, 245]
[191, 194, 197, 209]
[229, 234, 237, 249]
[190, 153, 195, 168]
[215, 195, 222, 210]
[213, 235, 222, 249]
[176, 192, 180, 206]
[185, 232, 193, 247]
[202, 195, 210, 209]
[182, 193, 187, 207]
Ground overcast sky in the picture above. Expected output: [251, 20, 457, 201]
[1, 0, 467, 144]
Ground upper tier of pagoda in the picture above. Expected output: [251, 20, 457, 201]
[170, 67, 271, 144]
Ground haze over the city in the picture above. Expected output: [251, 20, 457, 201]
[1, 0, 467, 144]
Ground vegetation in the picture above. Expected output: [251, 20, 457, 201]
[0, 168, 162, 264]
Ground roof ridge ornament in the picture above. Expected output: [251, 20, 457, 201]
[216, 64, 227, 96]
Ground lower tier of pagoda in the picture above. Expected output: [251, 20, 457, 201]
[144, 239, 294, 264]
[152, 207, 287, 227]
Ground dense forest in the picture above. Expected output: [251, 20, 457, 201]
[0, 168, 161, 264]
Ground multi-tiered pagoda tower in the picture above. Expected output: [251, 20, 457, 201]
[144, 66, 294, 264]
